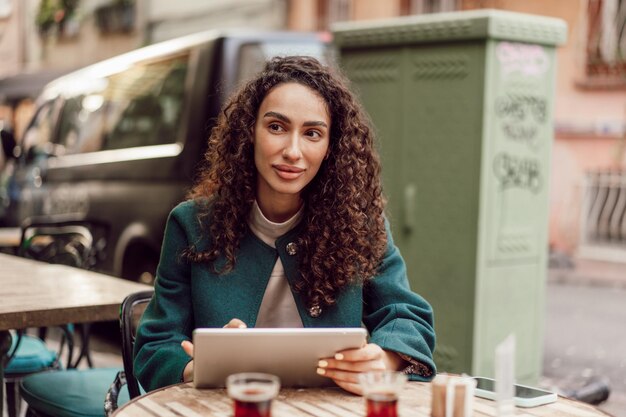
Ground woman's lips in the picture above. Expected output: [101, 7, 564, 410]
[273, 164, 305, 180]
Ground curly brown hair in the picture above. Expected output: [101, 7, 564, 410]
[186, 56, 387, 309]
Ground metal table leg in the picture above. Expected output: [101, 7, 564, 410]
[1, 330, 14, 416]
[71, 323, 94, 368]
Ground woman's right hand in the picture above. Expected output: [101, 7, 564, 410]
[223, 318, 247, 329]
[181, 341, 194, 382]
[180, 318, 248, 382]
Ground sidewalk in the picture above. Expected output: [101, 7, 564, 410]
[548, 256, 626, 288]
[545, 254, 626, 417]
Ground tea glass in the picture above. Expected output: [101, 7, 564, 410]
[226, 372, 281, 417]
[358, 371, 408, 417]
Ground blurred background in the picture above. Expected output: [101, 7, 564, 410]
[0, 0, 625, 416]
[1, 0, 625, 260]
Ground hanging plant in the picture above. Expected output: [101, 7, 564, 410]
[36, 0, 80, 37]
[35, 0, 56, 36]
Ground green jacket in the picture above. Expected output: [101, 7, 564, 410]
[134, 200, 436, 391]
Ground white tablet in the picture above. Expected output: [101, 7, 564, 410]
[192, 327, 367, 388]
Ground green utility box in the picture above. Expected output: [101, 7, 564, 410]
[333, 10, 567, 384]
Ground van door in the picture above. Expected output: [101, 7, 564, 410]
[43, 52, 192, 277]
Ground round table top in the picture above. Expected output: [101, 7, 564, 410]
[113, 381, 612, 417]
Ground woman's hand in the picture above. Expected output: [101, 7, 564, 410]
[181, 340, 194, 382]
[223, 318, 247, 329]
[180, 318, 248, 382]
[316, 343, 405, 395]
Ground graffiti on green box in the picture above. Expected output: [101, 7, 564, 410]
[493, 152, 542, 193]
[495, 93, 548, 150]
[496, 42, 549, 78]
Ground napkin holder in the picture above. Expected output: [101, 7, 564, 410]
[431, 374, 477, 417]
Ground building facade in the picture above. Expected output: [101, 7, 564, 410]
[1, 0, 624, 260]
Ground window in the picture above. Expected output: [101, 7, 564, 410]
[55, 53, 190, 154]
[21, 100, 61, 155]
[587, 0, 626, 78]
[317, 0, 352, 30]
[57, 93, 107, 154]
[400, 0, 458, 15]
[102, 54, 189, 150]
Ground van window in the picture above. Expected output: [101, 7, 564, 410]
[22, 100, 61, 153]
[57, 94, 107, 154]
[55, 53, 189, 154]
[103, 55, 188, 150]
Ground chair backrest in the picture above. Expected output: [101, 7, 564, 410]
[17, 222, 97, 368]
[120, 290, 154, 399]
[19, 223, 95, 269]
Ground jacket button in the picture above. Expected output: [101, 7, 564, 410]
[286, 242, 297, 256]
[308, 304, 322, 318]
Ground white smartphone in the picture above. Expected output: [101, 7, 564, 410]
[473, 376, 558, 408]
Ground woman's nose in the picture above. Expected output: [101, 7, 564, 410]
[282, 135, 302, 161]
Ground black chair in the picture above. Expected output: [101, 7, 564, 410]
[19, 223, 95, 269]
[19, 222, 100, 368]
[3, 329, 73, 417]
[3, 222, 98, 417]
[106, 290, 155, 410]
[20, 290, 154, 417]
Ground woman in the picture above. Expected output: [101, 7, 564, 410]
[134, 56, 436, 395]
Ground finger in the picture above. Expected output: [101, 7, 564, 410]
[318, 358, 386, 373]
[334, 343, 384, 362]
[181, 340, 194, 358]
[223, 318, 247, 329]
[183, 360, 194, 382]
[334, 379, 363, 396]
[316, 367, 360, 385]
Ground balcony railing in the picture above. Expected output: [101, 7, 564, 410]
[586, 0, 626, 79]
[579, 170, 626, 261]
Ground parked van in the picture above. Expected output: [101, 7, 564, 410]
[0, 30, 330, 283]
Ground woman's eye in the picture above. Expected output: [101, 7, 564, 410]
[305, 130, 322, 140]
[268, 123, 284, 133]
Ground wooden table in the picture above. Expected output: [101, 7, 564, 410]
[113, 381, 612, 417]
[0, 253, 152, 414]
[0, 253, 152, 330]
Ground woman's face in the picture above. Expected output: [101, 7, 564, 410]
[253, 82, 330, 207]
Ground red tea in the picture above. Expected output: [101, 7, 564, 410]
[232, 387, 274, 417]
[233, 399, 272, 417]
[366, 391, 398, 417]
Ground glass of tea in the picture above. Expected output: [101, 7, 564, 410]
[226, 372, 281, 417]
[358, 371, 408, 417]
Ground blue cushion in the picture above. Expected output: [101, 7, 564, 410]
[20, 368, 131, 417]
[5, 334, 57, 374]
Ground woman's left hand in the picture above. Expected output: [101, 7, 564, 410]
[316, 343, 405, 395]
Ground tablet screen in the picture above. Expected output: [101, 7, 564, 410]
[193, 328, 367, 388]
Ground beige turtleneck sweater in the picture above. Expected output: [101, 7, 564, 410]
[248, 201, 304, 328]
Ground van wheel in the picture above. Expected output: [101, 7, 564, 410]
[122, 246, 158, 285]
